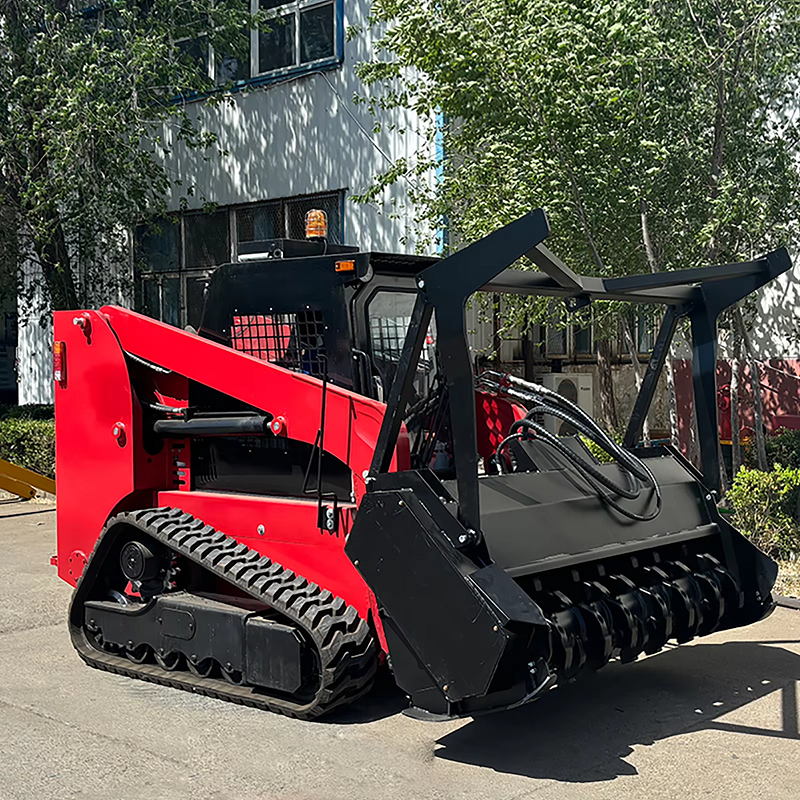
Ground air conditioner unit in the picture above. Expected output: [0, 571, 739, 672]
[541, 373, 594, 436]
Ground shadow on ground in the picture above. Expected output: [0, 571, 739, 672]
[432, 641, 800, 782]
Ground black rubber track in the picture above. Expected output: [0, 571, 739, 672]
[69, 507, 378, 719]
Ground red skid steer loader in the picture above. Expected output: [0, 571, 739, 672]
[53, 209, 785, 719]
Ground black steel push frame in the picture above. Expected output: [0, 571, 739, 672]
[369, 208, 792, 531]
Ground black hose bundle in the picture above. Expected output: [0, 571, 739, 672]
[478, 371, 661, 522]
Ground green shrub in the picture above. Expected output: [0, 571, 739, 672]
[0, 403, 54, 421]
[765, 428, 800, 469]
[0, 418, 56, 479]
[728, 464, 800, 559]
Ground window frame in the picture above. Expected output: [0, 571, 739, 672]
[135, 191, 346, 329]
[251, 0, 342, 83]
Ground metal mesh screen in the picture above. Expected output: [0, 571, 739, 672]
[546, 326, 567, 356]
[235, 193, 343, 248]
[230, 310, 326, 376]
[236, 203, 283, 242]
[285, 194, 342, 244]
[184, 211, 230, 268]
[370, 314, 411, 361]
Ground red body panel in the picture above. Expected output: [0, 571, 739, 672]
[155, 491, 376, 630]
[475, 391, 527, 461]
[54, 310, 169, 584]
[101, 306, 408, 500]
[54, 306, 407, 654]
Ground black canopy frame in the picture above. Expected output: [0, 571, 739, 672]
[369, 209, 792, 531]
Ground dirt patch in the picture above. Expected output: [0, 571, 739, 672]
[776, 560, 800, 599]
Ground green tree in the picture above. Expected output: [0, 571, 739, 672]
[355, 0, 800, 440]
[0, 0, 254, 312]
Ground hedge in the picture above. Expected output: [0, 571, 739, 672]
[0, 405, 55, 480]
[0, 403, 55, 421]
[765, 428, 800, 470]
[728, 464, 800, 559]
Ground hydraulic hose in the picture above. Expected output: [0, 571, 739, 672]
[479, 371, 661, 522]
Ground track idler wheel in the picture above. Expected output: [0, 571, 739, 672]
[221, 665, 245, 686]
[120, 541, 161, 583]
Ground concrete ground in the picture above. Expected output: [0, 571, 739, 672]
[1, 500, 798, 800]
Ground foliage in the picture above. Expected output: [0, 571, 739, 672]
[0, 403, 54, 421]
[580, 434, 617, 463]
[764, 428, 800, 470]
[355, 0, 800, 334]
[0, 418, 55, 478]
[729, 464, 800, 558]
[0, 0, 257, 313]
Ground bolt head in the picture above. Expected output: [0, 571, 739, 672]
[458, 534, 469, 544]
[257, 524, 265, 536]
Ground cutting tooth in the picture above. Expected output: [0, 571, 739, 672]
[539, 556, 742, 685]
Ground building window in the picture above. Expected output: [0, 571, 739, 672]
[545, 326, 568, 358]
[574, 323, 593, 355]
[254, 0, 337, 78]
[135, 191, 345, 329]
[235, 191, 344, 248]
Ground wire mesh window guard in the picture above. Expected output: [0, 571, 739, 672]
[236, 192, 343, 247]
[230, 310, 327, 376]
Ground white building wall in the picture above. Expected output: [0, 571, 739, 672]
[160, 1, 435, 252]
[16, 1, 435, 404]
[748, 266, 800, 359]
[17, 259, 53, 405]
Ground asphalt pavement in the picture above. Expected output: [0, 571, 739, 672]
[1, 499, 798, 800]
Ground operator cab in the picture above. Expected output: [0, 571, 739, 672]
[198, 210, 439, 405]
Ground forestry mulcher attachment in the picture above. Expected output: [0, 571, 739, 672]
[54, 209, 787, 720]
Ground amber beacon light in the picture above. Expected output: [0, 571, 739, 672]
[305, 209, 328, 240]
